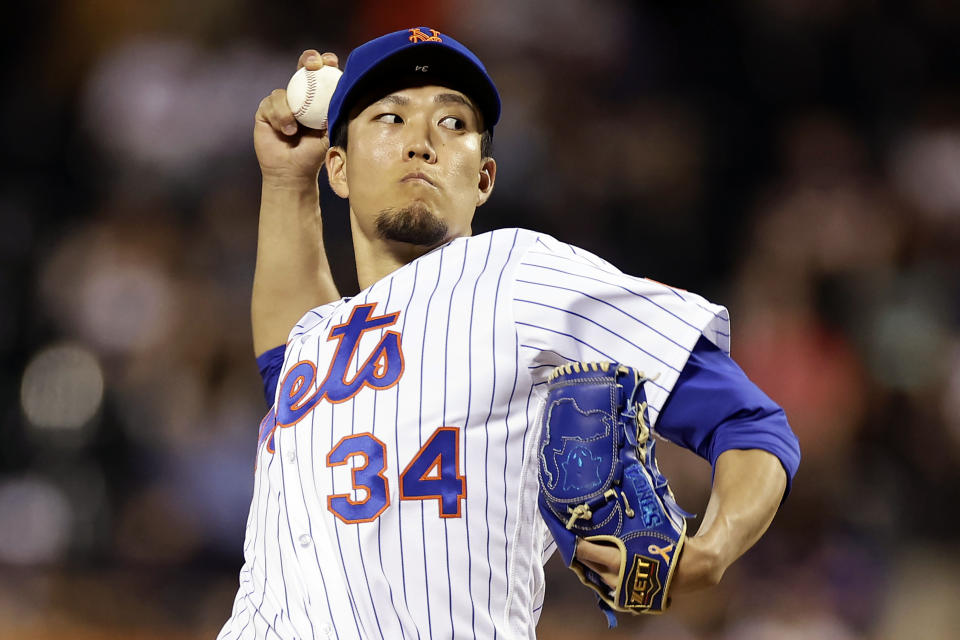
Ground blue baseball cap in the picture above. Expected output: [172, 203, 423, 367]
[327, 27, 501, 141]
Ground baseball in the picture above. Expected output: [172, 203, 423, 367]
[286, 65, 343, 130]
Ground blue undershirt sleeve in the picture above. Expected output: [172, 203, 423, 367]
[656, 335, 801, 497]
[256, 345, 286, 407]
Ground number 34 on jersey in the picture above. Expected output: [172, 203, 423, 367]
[255, 303, 466, 525]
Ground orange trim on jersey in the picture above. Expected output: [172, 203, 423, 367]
[275, 304, 404, 429]
[325, 432, 391, 524]
[274, 361, 322, 431]
[399, 426, 466, 519]
[318, 306, 374, 392]
[364, 331, 405, 384]
[327, 314, 402, 403]
[320, 304, 403, 405]
[266, 431, 277, 454]
[288, 361, 318, 411]
[420, 456, 443, 482]
[334, 450, 371, 505]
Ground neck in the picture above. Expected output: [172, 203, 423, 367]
[350, 219, 441, 290]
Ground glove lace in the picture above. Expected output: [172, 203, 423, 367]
[565, 504, 593, 529]
[603, 488, 635, 518]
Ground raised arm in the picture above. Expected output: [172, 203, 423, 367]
[251, 50, 342, 355]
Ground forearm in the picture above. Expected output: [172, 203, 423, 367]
[673, 448, 787, 591]
[251, 176, 340, 355]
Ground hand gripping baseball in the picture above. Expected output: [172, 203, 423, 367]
[537, 362, 693, 626]
[254, 50, 339, 182]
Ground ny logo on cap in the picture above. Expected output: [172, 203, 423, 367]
[408, 27, 442, 43]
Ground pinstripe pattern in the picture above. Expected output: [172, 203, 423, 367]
[219, 228, 729, 639]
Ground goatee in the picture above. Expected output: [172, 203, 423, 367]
[375, 202, 449, 247]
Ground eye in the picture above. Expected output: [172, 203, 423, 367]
[439, 116, 465, 131]
[375, 113, 403, 124]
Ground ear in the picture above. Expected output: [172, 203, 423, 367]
[325, 145, 349, 199]
[476, 157, 497, 207]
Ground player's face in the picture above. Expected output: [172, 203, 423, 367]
[327, 85, 496, 246]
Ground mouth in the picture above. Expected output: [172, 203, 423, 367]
[401, 172, 436, 188]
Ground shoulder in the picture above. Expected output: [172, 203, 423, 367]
[520, 233, 622, 273]
[507, 229, 627, 286]
[458, 227, 542, 252]
[507, 230, 731, 353]
[460, 228, 619, 270]
[428, 228, 546, 273]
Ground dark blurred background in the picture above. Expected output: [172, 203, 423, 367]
[2, 1, 959, 638]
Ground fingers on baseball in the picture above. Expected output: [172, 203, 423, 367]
[258, 89, 298, 136]
[298, 50, 339, 71]
[321, 52, 339, 68]
[298, 49, 320, 70]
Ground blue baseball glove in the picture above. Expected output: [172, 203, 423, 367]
[537, 362, 691, 625]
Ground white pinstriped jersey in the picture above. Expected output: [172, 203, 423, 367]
[219, 228, 730, 640]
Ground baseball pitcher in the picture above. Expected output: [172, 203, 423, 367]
[219, 28, 801, 639]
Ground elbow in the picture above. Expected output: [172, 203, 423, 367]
[709, 407, 801, 501]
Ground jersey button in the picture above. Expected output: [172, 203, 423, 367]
[320, 622, 333, 636]
[286, 448, 296, 463]
[298, 534, 311, 547]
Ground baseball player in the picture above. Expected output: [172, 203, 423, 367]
[220, 28, 800, 639]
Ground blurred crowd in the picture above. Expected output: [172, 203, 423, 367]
[2, 1, 959, 638]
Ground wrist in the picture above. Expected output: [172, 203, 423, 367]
[259, 173, 322, 220]
[672, 534, 726, 593]
[261, 172, 320, 191]
[690, 518, 731, 562]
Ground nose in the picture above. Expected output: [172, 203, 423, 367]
[407, 148, 432, 161]
[404, 123, 437, 163]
